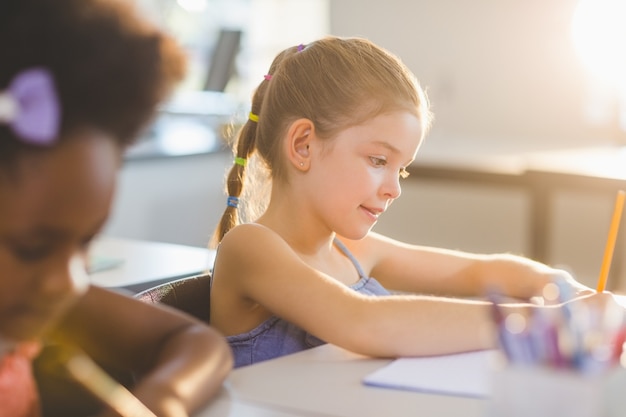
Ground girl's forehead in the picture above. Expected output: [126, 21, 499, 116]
[335, 111, 423, 152]
[0, 132, 120, 237]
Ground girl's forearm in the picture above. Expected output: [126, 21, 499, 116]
[339, 295, 531, 359]
[473, 253, 592, 299]
[128, 324, 232, 417]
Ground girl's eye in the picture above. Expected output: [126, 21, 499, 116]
[369, 156, 387, 166]
[12, 245, 54, 262]
[399, 167, 410, 179]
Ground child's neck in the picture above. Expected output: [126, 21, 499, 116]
[256, 207, 335, 253]
[252, 220, 360, 285]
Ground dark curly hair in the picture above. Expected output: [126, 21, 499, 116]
[0, 0, 186, 165]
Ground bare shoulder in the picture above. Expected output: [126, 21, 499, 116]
[216, 223, 296, 270]
[212, 226, 382, 341]
[219, 222, 281, 247]
[211, 223, 320, 334]
[212, 223, 300, 301]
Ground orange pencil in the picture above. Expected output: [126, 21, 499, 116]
[597, 190, 626, 292]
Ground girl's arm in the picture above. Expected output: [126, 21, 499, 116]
[214, 224, 511, 358]
[214, 224, 608, 359]
[343, 232, 593, 300]
[51, 286, 232, 417]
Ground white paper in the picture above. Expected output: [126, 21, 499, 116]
[362, 350, 500, 398]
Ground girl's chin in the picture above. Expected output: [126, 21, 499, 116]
[338, 226, 374, 241]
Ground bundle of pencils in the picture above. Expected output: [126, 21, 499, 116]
[490, 286, 626, 374]
[490, 190, 626, 374]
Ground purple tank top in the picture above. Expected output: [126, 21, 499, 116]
[225, 239, 390, 368]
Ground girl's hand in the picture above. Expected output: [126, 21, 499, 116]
[549, 268, 595, 299]
[532, 268, 595, 305]
[568, 290, 625, 312]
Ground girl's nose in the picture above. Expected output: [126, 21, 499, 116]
[39, 255, 90, 299]
[381, 174, 402, 200]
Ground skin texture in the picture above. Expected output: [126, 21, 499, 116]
[0, 130, 117, 342]
[0, 131, 232, 417]
[210, 111, 615, 360]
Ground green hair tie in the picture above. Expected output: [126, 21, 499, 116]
[235, 157, 247, 167]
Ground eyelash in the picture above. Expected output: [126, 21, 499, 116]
[369, 156, 386, 166]
[10, 235, 94, 264]
[369, 157, 410, 179]
[12, 245, 53, 262]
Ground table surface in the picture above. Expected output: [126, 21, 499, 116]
[88, 236, 215, 292]
[197, 296, 626, 416]
[195, 344, 487, 417]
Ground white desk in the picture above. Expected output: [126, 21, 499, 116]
[88, 237, 215, 292]
[195, 344, 486, 417]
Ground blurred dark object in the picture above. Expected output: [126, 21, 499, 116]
[204, 29, 242, 92]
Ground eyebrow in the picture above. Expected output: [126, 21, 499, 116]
[371, 140, 415, 166]
[372, 140, 401, 154]
[3, 229, 70, 250]
[8, 217, 108, 244]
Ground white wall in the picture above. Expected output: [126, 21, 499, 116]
[330, 0, 622, 148]
[373, 180, 530, 254]
[331, 1, 626, 289]
[103, 152, 231, 248]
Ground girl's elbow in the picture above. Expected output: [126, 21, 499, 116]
[211, 330, 234, 377]
[199, 324, 234, 376]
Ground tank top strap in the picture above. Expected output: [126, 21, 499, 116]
[333, 238, 367, 280]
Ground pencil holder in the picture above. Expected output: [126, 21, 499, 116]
[486, 366, 626, 417]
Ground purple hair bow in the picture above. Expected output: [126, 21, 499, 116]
[0, 67, 61, 145]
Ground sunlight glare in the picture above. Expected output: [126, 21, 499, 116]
[177, 0, 208, 13]
[571, 0, 626, 89]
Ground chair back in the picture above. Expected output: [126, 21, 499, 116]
[135, 273, 212, 322]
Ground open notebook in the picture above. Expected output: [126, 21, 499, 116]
[362, 349, 501, 398]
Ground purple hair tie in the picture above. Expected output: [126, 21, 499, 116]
[297, 44, 305, 52]
[0, 67, 61, 145]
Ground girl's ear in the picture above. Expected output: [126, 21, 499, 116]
[285, 118, 315, 171]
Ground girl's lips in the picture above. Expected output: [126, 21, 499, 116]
[360, 206, 383, 220]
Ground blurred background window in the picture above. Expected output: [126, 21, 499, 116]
[133, 0, 330, 101]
